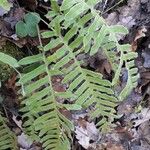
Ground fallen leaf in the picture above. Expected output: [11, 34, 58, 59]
[141, 71, 150, 80]
[59, 108, 72, 120]
[131, 27, 147, 52]
[96, 59, 112, 75]
[75, 122, 100, 149]
[5, 74, 17, 93]
[77, 117, 87, 129]
[133, 108, 150, 127]
[0, 19, 13, 36]
[52, 76, 66, 92]
[18, 133, 33, 149]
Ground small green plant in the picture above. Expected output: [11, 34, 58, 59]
[16, 12, 40, 37]
[0, 1, 139, 149]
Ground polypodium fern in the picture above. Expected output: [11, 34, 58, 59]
[0, 114, 18, 150]
[18, 1, 138, 148]
[0, 0, 140, 149]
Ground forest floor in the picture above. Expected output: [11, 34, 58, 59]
[0, 0, 150, 150]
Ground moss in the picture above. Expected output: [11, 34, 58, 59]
[0, 41, 23, 81]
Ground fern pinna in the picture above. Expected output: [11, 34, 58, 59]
[0, 114, 18, 150]
[0, 0, 139, 150]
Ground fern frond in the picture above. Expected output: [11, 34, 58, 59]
[39, 1, 127, 131]
[42, 26, 118, 131]
[118, 44, 139, 100]
[47, 2, 119, 72]
[83, 69, 118, 130]
[56, 52, 118, 129]
[60, 0, 128, 53]
[58, 0, 139, 99]
[19, 53, 74, 150]
[53, 46, 118, 130]
[0, 114, 18, 150]
[0, 1, 140, 148]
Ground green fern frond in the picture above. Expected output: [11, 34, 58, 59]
[18, 53, 74, 150]
[42, 27, 118, 131]
[60, 0, 128, 54]
[0, 114, 18, 150]
[41, 0, 137, 130]
[58, 0, 138, 99]
[83, 69, 118, 130]
[118, 44, 139, 100]
[47, 4, 117, 72]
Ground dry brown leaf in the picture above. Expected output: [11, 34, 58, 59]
[59, 108, 72, 120]
[75, 121, 99, 149]
[131, 27, 147, 52]
[0, 19, 13, 36]
[96, 59, 112, 78]
[52, 76, 66, 92]
[77, 117, 87, 129]
[141, 71, 150, 80]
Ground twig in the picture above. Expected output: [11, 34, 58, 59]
[102, 0, 123, 15]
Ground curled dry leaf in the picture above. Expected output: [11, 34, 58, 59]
[96, 59, 112, 76]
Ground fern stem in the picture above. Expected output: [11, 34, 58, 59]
[37, 25, 61, 145]
[37, 25, 58, 113]
[102, 0, 124, 15]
